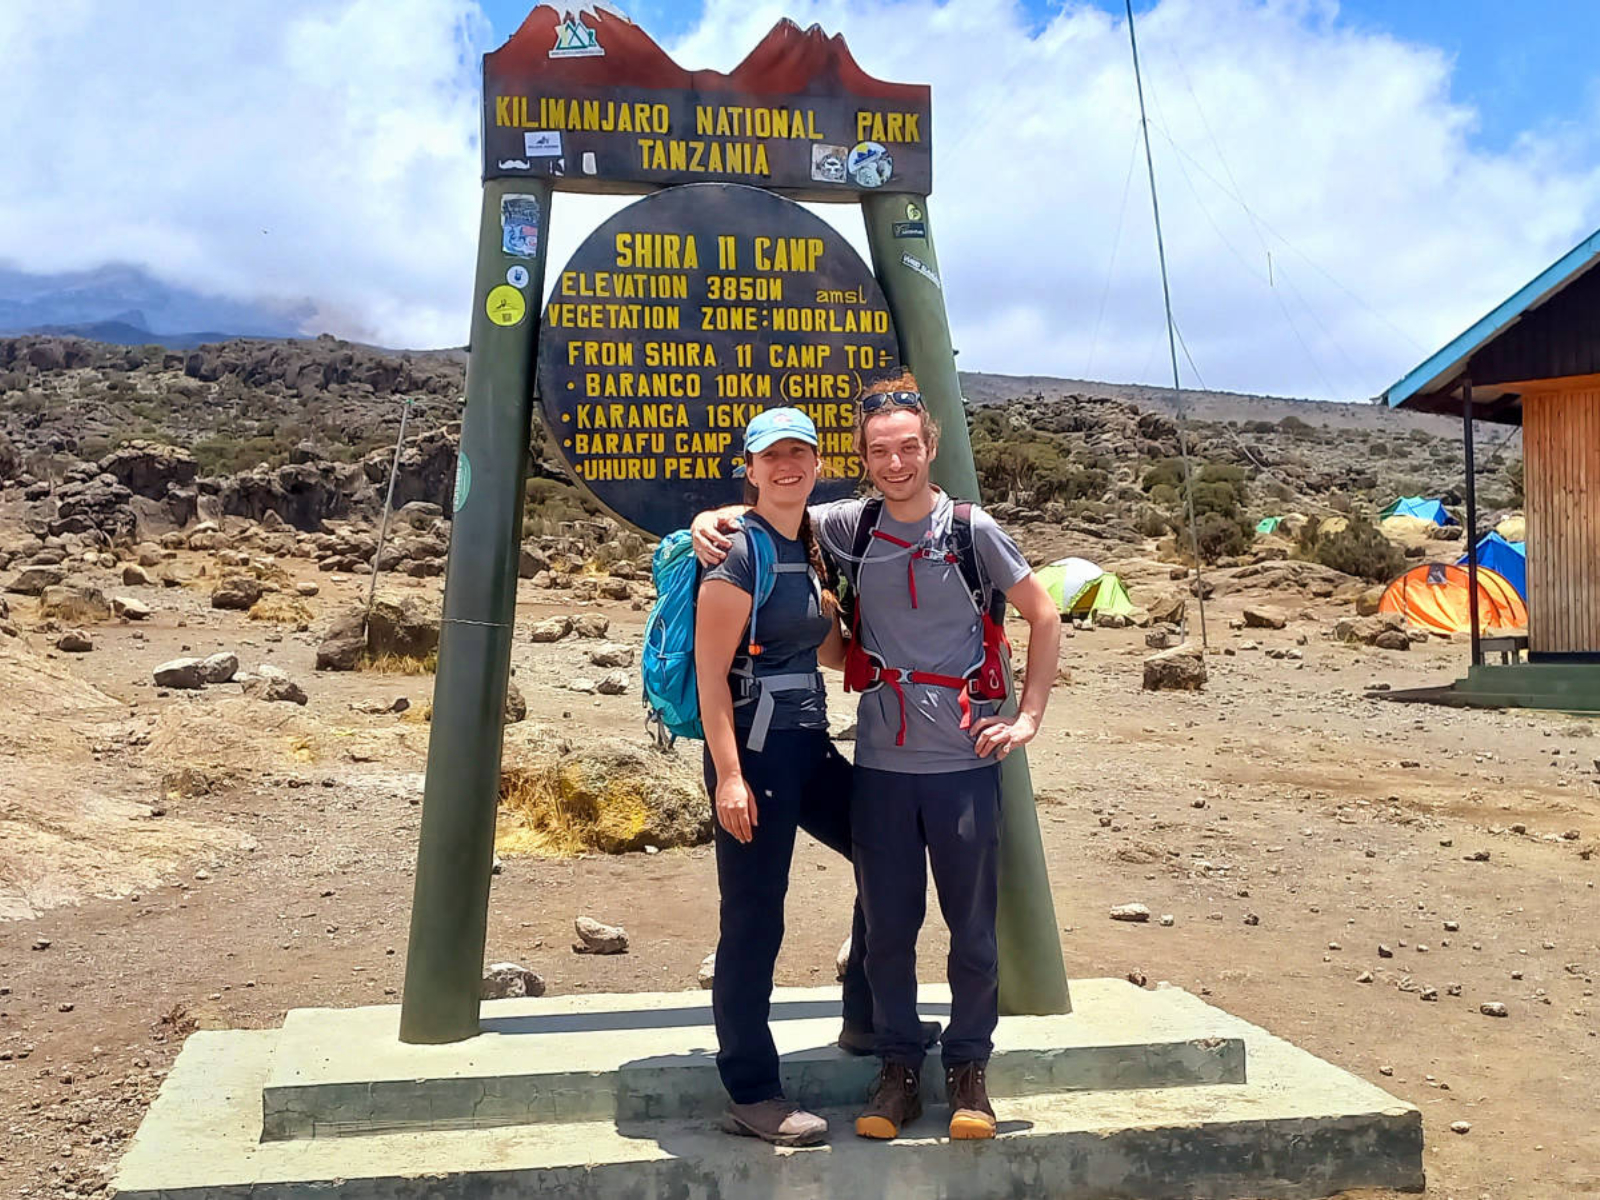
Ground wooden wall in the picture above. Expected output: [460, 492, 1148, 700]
[1523, 388, 1600, 655]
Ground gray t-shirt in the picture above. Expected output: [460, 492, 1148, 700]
[701, 513, 830, 733]
[815, 493, 1031, 773]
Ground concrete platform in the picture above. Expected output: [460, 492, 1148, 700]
[112, 980, 1424, 1199]
[261, 978, 1244, 1139]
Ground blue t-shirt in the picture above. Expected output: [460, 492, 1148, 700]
[701, 514, 830, 732]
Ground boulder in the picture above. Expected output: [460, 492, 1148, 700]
[597, 670, 629, 696]
[39, 584, 112, 623]
[122, 563, 155, 586]
[365, 595, 440, 660]
[597, 577, 631, 601]
[1334, 613, 1406, 646]
[519, 545, 550, 579]
[316, 612, 367, 671]
[1145, 626, 1180, 650]
[56, 629, 93, 653]
[588, 642, 635, 668]
[529, 615, 573, 643]
[97, 441, 198, 498]
[1242, 605, 1289, 630]
[211, 576, 265, 611]
[243, 674, 309, 704]
[6, 565, 65, 596]
[504, 680, 528, 724]
[481, 962, 546, 1000]
[573, 916, 629, 955]
[1142, 643, 1206, 691]
[698, 952, 716, 990]
[1356, 586, 1385, 617]
[1373, 629, 1412, 652]
[153, 658, 206, 689]
[112, 596, 152, 621]
[499, 737, 712, 853]
[198, 652, 239, 684]
[573, 613, 611, 639]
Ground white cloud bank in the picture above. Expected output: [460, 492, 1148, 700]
[3, 0, 1598, 399]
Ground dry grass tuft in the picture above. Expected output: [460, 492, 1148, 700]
[495, 763, 656, 858]
[361, 649, 439, 675]
[247, 594, 314, 624]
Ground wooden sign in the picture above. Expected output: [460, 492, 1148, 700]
[484, 4, 931, 201]
[538, 182, 900, 535]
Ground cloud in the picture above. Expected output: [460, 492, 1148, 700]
[667, 0, 1600, 399]
[3, 0, 1598, 398]
[0, 0, 490, 347]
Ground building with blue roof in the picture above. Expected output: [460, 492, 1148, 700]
[1382, 229, 1600, 711]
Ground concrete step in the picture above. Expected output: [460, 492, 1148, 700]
[261, 979, 1244, 1140]
[112, 983, 1423, 1200]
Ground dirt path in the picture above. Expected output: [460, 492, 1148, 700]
[1, 569, 1596, 1199]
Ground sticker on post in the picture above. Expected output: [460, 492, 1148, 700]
[497, 159, 531, 171]
[847, 141, 894, 188]
[892, 221, 926, 239]
[501, 194, 541, 258]
[811, 143, 849, 184]
[506, 265, 530, 288]
[524, 131, 563, 158]
[453, 451, 472, 513]
[485, 284, 527, 326]
[905, 202, 923, 221]
[900, 253, 941, 290]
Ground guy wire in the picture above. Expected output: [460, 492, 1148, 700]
[1124, 0, 1208, 648]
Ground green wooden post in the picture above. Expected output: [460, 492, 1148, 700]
[861, 193, 1072, 1017]
[399, 179, 552, 1043]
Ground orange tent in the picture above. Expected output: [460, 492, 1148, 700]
[1378, 563, 1527, 635]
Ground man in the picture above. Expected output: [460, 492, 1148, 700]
[692, 372, 1062, 1141]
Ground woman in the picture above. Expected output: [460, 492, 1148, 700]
[694, 406, 867, 1147]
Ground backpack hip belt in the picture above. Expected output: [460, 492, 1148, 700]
[732, 669, 824, 753]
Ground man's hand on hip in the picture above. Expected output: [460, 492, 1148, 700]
[970, 711, 1037, 760]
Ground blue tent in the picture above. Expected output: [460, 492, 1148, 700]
[1382, 496, 1456, 525]
[1458, 532, 1527, 599]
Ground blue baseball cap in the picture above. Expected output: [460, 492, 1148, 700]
[743, 407, 819, 454]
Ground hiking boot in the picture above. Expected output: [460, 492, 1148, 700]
[854, 1060, 922, 1139]
[945, 1061, 997, 1140]
[837, 1019, 943, 1057]
[721, 1098, 828, 1147]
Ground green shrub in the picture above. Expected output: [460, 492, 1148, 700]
[193, 435, 292, 475]
[1296, 516, 1405, 582]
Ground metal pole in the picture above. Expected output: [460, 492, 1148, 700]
[861, 192, 1072, 1017]
[1462, 378, 1482, 668]
[1125, 0, 1208, 648]
[400, 178, 551, 1043]
[365, 396, 415, 625]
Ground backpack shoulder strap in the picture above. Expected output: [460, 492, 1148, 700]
[839, 497, 883, 631]
[949, 501, 1005, 621]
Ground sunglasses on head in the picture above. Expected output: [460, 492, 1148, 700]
[859, 390, 925, 414]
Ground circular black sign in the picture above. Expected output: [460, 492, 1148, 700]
[539, 182, 899, 536]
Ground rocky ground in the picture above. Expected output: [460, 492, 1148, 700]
[0, 512, 1592, 1199]
[0, 335, 1589, 1200]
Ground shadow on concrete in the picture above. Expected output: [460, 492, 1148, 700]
[481, 998, 952, 1038]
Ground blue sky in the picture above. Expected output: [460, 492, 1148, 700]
[483, 0, 1600, 154]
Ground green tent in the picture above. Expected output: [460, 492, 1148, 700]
[1255, 516, 1283, 535]
[1033, 557, 1137, 618]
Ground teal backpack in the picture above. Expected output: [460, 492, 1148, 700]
[642, 520, 782, 747]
